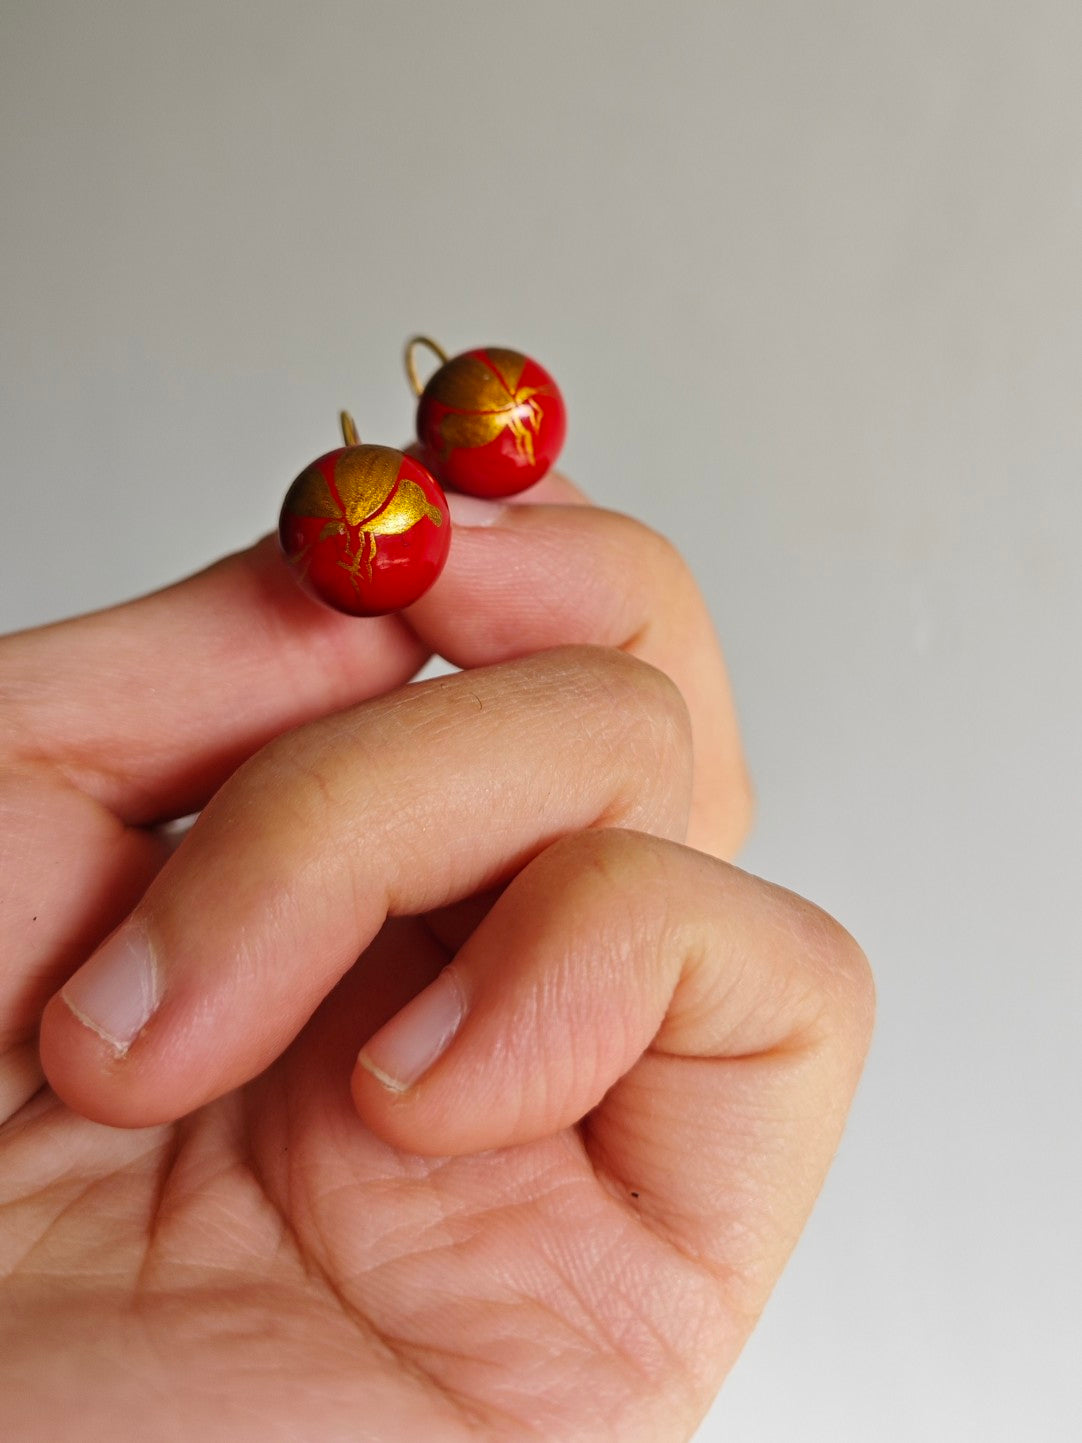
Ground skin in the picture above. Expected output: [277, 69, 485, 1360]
[0, 475, 873, 1441]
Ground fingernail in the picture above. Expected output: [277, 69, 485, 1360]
[61, 922, 161, 1055]
[446, 492, 508, 528]
[358, 966, 467, 1093]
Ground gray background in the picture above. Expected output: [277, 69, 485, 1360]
[2, 2, 1079, 1439]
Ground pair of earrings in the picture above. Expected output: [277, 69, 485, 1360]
[278, 338, 566, 616]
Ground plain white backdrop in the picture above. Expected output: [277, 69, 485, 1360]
[2, 3, 1079, 1438]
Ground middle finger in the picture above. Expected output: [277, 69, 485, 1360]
[424, 484, 752, 859]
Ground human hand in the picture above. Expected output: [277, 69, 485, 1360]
[0, 477, 872, 1441]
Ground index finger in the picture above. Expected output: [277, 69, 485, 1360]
[1, 538, 427, 823]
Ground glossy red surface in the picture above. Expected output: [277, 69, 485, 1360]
[278, 444, 450, 616]
[415, 347, 566, 498]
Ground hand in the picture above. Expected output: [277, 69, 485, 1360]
[0, 477, 872, 1442]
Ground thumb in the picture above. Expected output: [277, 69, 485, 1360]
[353, 826, 873, 1158]
[352, 828, 873, 1308]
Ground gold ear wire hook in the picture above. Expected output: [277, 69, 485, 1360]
[340, 411, 360, 447]
[404, 336, 450, 398]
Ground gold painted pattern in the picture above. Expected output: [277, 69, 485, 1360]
[334, 445, 402, 527]
[484, 348, 529, 393]
[286, 463, 340, 520]
[285, 445, 443, 596]
[428, 350, 550, 465]
[373, 477, 444, 534]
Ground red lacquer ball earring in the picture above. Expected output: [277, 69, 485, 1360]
[279, 411, 451, 616]
[406, 336, 566, 498]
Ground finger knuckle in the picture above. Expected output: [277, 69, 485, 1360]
[588, 643, 693, 778]
[786, 894, 876, 1040]
[643, 524, 694, 590]
[610, 514, 693, 591]
[541, 824, 655, 884]
[228, 723, 345, 832]
[531, 647, 694, 833]
[564, 643, 692, 749]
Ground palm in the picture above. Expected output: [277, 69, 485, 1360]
[3, 534, 865, 1442]
[2, 906, 725, 1443]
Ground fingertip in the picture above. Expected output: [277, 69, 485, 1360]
[355, 963, 467, 1094]
[39, 989, 158, 1128]
[58, 920, 161, 1056]
[40, 918, 199, 1130]
[349, 1057, 444, 1156]
[349, 964, 475, 1155]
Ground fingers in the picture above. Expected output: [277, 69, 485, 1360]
[354, 828, 874, 1314]
[411, 491, 751, 857]
[39, 648, 692, 1128]
[1, 538, 426, 823]
[0, 474, 583, 827]
[3, 473, 748, 857]
[0, 764, 168, 1086]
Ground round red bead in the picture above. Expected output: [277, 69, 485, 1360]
[415, 346, 566, 498]
[279, 444, 450, 616]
